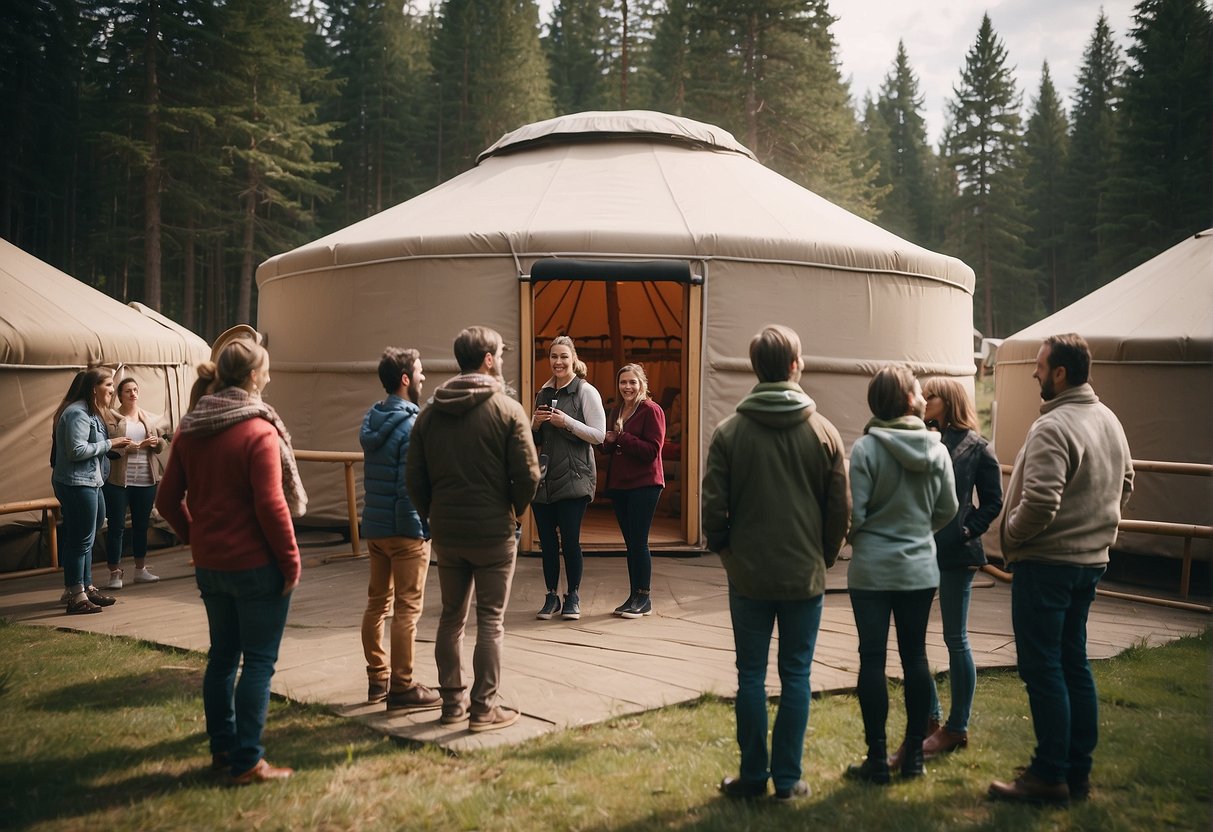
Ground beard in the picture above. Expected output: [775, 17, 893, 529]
[1039, 375, 1057, 401]
[406, 381, 421, 405]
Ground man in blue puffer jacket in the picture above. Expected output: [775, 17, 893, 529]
[359, 347, 441, 713]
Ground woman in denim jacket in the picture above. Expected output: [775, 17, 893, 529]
[52, 367, 134, 614]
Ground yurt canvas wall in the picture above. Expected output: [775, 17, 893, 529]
[256, 111, 976, 549]
[990, 230, 1213, 562]
[0, 238, 211, 572]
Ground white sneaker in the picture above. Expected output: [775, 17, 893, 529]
[105, 569, 124, 590]
[133, 567, 159, 583]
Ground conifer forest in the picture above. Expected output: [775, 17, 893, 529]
[3, 0, 1210, 339]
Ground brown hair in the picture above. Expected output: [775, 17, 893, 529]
[867, 365, 918, 421]
[922, 377, 979, 432]
[188, 338, 270, 409]
[550, 335, 588, 379]
[116, 377, 139, 399]
[1044, 333, 1091, 387]
[52, 366, 114, 432]
[749, 324, 802, 383]
[453, 326, 503, 373]
[616, 363, 650, 402]
[377, 347, 421, 395]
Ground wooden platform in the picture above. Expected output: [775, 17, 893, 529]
[1, 545, 1205, 753]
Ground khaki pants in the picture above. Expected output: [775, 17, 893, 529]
[361, 536, 430, 691]
[432, 538, 517, 716]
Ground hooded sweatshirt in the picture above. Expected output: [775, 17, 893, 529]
[406, 373, 541, 548]
[847, 416, 958, 591]
[702, 381, 850, 600]
[360, 395, 426, 540]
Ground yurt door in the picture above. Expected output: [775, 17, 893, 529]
[520, 259, 703, 553]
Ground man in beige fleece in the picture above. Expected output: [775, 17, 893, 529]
[406, 326, 541, 733]
[989, 333, 1133, 806]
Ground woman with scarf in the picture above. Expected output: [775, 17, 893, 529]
[156, 338, 307, 785]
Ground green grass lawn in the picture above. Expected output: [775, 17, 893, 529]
[0, 619, 1207, 831]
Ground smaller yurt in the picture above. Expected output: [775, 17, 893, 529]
[0, 239, 211, 571]
[991, 229, 1213, 563]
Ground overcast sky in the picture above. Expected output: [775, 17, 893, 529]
[829, 0, 1138, 144]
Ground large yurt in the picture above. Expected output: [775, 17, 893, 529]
[256, 111, 976, 549]
[0, 238, 211, 571]
[990, 229, 1212, 562]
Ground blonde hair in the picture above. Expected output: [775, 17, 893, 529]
[922, 377, 979, 432]
[189, 338, 270, 409]
[550, 335, 587, 379]
[616, 363, 650, 401]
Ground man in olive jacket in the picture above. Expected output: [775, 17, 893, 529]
[703, 324, 850, 802]
[406, 326, 541, 733]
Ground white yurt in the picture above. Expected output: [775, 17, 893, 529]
[991, 229, 1213, 563]
[0, 238, 211, 571]
[256, 111, 977, 549]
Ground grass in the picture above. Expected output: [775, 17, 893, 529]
[0, 620, 1208, 832]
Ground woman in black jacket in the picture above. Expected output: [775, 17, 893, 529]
[916, 377, 1003, 759]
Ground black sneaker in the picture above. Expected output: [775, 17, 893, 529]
[536, 591, 561, 620]
[613, 593, 636, 616]
[719, 775, 766, 799]
[560, 591, 581, 620]
[619, 594, 652, 619]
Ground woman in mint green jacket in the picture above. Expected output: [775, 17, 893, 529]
[844, 367, 957, 784]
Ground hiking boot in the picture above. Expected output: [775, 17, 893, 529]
[988, 769, 1069, 805]
[536, 591, 561, 620]
[619, 593, 652, 619]
[845, 754, 891, 785]
[230, 758, 293, 786]
[367, 679, 389, 704]
[718, 775, 766, 799]
[133, 566, 160, 583]
[386, 683, 441, 712]
[1068, 776, 1091, 802]
[772, 780, 810, 802]
[85, 586, 116, 607]
[105, 568, 123, 590]
[560, 591, 581, 620]
[469, 706, 520, 733]
[922, 725, 968, 759]
[613, 593, 637, 616]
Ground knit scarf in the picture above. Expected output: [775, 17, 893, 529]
[178, 387, 308, 517]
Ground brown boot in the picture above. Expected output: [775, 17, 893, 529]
[922, 724, 968, 759]
[230, 759, 294, 786]
[988, 769, 1069, 805]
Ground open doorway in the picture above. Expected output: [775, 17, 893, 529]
[525, 262, 693, 551]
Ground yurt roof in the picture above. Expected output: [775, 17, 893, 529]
[0, 238, 209, 368]
[258, 110, 973, 293]
[996, 229, 1213, 365]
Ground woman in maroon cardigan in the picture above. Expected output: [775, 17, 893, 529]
[156, 338, 306, 786]
[602, 364, 665, 619]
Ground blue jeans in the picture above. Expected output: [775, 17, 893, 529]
[607, 486, 662, 592]
[850, 587, 936, 748]
[53, 481, 104, 589]
[928, 568, 977, 732]
[729, 585, 823, 792]
[196, 564, 292, 775]
[102, 482, 158, 565]
[532, 497, 589, 592]
[1011, 560, 1105, 784]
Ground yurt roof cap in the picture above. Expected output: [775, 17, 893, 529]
[477, 110, 758, 164]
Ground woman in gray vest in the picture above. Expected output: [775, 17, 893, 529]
[530, 336, 606, 621]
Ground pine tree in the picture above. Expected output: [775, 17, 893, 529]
[647, 0, 692, 113]
[669, 0, 883, 217]
[870, 41, 937, 244]
[431, 0, 554, 182]
[1064, 12, 1123, 303]
[1103, 0, 1212, 275]
[545, 0, 613, 113]
[1023, 63, 1070, 313]
[946, 14, 1034, 336]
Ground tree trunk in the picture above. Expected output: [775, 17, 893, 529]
[182, 216, 196, 330]
[237, 169, 256, 324]
[143, 0, 163, 310]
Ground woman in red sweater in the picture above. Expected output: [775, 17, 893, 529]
[156, 338, 306, 786]
[602, 364, 665, 619]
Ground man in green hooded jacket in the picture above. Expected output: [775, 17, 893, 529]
[703, 324, 850, 802]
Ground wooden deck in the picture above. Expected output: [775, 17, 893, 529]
[1, 544, 1205, 753]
